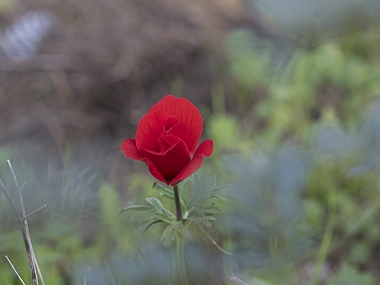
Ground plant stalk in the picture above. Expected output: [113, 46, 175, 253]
[173, 184, 187, 284]
[176, 230, 188, 285]
[173, 185, 182, 221]
[1, 161, 46, 285]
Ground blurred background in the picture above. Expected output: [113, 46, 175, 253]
[1, 0, 380, 284]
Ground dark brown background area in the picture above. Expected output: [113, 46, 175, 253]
[0, 0, 278, 192]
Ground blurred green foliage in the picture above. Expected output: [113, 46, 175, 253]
[216, 25, 380, 284]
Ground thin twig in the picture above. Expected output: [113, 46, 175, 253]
[3, 160, 46, 285]
[34, 255, 46, 285]
[6, 255, 26, 285]
[23, 205, 47, 221]
[198, 224, 232, 255]
[19, 225, 38, 284]
[0, 179, 22, 220]
[7, 160, 22, 190]
[2, 178, 46, 285]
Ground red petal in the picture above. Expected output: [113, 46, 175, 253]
[157, 134, 181, 153]
[193, 139, 213, 157]
[120, 138, 168, 184]
[135, 110, 178, 152]
[170, 139, 214, 186]
[120, 139, 144, 160]
[143, 157, 168, 184]
[148, 95, 203, 154]
[141, 138, 191, 184]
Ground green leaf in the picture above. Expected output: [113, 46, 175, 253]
[185, 174, 202, 209]
[154, 184, 175, 200]
[187, 173, 220, 210]
[183, 176, 194, 207]
[145, 197, 166, 212]
[118, 201, 151, 215]
[134, 219, 162, 237]
[129, 209, 156, 223]
[205, 175, 217, 194]
[154, 212, 175, 224]
[176, 222, 193, 240]
[162, 208, 176, 220]
[202, 220, 212, 228]
[210, 194, 226, 201]
[160, 223, 176, 247]
[179, 179, 190, 206]
[187, 216, 216, 223]
[193, 202, 216, 209]
[193, 206, 223, 214]
[211, 184, 233, 196]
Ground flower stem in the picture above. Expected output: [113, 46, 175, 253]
[173, 185, 187, 284]
[173, 185, 182, 221]
[176, 230, 188, 285]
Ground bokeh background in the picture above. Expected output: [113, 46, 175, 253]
[1, 0, 380, 284]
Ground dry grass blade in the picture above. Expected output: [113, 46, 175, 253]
[6, 255, 26, 285]
[0, 160, 46, 285]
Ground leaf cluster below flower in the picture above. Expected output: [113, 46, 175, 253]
[118, 173, 230, 247]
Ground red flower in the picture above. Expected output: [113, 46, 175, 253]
[121, 95, 213, 186]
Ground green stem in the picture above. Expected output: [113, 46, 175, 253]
[173, 184, 187, 284]
[173, 185, 182, 221]
[176, 230, 188, 285]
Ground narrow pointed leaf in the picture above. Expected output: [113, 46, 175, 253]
[129, 209, 156, 223]
[118, 201, 151, 215]
[154, 184, 175, 200]
[176, 222, 193, 240]
[162, 208, 176, 220]
[161, 223, 176, 247]
[193, 202, 216, 209]
[211, 184, 232, 193]
[188, 216, 216, 223]
[205, 175, 217, 193]
[210, 194, 226, 201]
[146, 197, 166, 212]
[193, 206, 223, 214]
[154, 212, 175, 224]
[134, 219, 162, 237]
